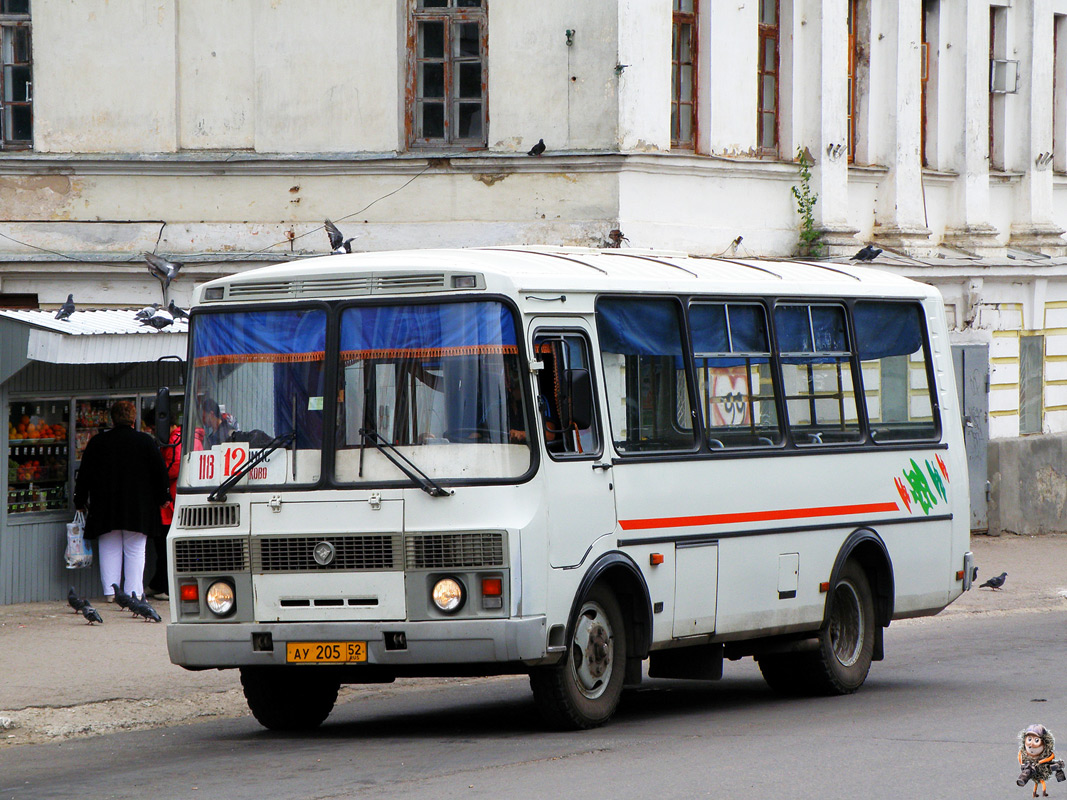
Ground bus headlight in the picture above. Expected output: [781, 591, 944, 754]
[431, 577, 465, 614]
[205, 580, 236, 617]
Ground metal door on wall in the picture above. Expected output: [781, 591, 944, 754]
[951, 344, 989, 533]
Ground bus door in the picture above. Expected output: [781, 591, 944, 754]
[531, 324, 616, 568]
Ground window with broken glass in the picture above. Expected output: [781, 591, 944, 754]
[0, 0, 31, 150]
[671, 0, 697, 149]
[409, 0, 487, 148]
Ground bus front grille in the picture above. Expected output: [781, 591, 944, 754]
[175, 537, 250, 574]
[177, 504, 240, 529]
[405, 532, 506, 569]
[252, 534, 402, 572]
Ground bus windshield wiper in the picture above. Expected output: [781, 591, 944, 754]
[358, 428, 453, 498]
[208, 431, 297, 502]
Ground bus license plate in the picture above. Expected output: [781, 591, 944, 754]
[286, 642, 367, 664]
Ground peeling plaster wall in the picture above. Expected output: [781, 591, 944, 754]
[988, 433, 1067, 535]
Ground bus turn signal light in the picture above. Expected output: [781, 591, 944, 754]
[180, 583, 199, 602]
[819, 582, 830, 593]
[481, 577, 502, 597]
[650, 553, 664, 566]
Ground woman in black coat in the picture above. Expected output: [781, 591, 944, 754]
[73, 400, 170, 601]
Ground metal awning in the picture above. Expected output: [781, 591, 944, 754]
[0, 309, 187, 384]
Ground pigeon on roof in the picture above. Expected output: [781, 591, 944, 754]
[167, 300, 188, 320]
[140, 308, 174, 330]
[527, 138, 546, 156]
[135, 303, 161, 321]
[55, 294, 75, 321]
[143, 252, 182, 290]
[325, 219, 359, 254]
[851, 245, 883, 262]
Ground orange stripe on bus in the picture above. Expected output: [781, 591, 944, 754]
[618, 501, 901, 531]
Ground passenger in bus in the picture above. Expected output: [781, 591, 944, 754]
[201, 399, 235, 448]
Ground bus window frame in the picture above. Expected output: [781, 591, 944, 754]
[532, 327, 605, 461]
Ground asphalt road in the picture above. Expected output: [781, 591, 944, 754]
[1, 608, 1063, 800]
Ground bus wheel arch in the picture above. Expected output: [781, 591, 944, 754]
[530, 553, 651, 729]
[826, 528, 894, 661]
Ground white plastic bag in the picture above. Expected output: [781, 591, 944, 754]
[64, 511, 93, 569]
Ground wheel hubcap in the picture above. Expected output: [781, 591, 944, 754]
[571, 601, 614, 699]
[829, 579, 864, 667]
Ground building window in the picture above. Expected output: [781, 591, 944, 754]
[0, 0, 31, 150]
[847, 0, 859, 161]
[671, 0, 697, 149]
[988, 6, 1007, 171]
[921, 1, 936, 167]
[757, 0, 779, 155]
[1019, 335, 1044, 435]
[1055, 15, 1066, 173]
[408, 0, 486, 148]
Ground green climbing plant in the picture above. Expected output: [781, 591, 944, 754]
[791, 146, 823, 258]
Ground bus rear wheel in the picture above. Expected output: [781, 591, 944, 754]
[757, 560, 875, 696]
[240, 666, 340, 731]
[530, 584, 627, 730]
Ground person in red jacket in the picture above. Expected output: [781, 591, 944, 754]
[145, 422, 181, 600]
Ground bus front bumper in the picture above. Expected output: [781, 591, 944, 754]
[167, 616, 549, 670]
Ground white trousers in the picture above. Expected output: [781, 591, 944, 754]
[97, 529, 147, 598]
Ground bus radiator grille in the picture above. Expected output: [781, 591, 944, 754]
[177, 504, 240, 529]
[174, 537, 250, 574]
[404, 532, 506, 570]
[251, 534, 402, 572]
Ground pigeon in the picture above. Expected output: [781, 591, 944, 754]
[80, 604, 103, 625]
[851, 245, 883, 262]
[55, 294, 75, 321]
[527, 138, 546, 156]
[325, 219, 359, 254]
[979, 571, 1007, 590]
[167, 300, 188, 320]
[134, 303, 161, 321]
[140, 309, 174, 330]
[129, 594, 162, 622]
[67, 586, 89, 614]
[144, 252, 182, 290]
[111, 583, 132, 611]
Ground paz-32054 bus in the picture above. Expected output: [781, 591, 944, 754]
[164, 246, 972, 730]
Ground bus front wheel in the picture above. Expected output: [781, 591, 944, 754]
[529, 584, 627, 730]
[240, 666, 340, 731]
[758, 560, 875, 696]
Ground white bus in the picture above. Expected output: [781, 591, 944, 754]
[164, 246, 973, 731]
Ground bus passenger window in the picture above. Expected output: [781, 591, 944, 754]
[596, 298, 697, 454]
[690, 302, 782, 449]
[534, 333, 599, 457]
[774, 304, 862, 445]
[854, 301, 939, 442]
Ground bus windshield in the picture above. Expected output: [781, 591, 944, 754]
[186, 308, 327, 487]
[334, 301, 531, 483]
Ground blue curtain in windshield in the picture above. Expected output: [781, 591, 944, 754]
[340, 302, 517, 356]
[854, 302, 923, 360]
[193, 309, 327, 363]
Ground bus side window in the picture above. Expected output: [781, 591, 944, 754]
[853, 301, 940, 442]
[534, 333, 600, 457]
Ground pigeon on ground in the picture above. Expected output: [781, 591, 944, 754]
[129, 594, 162, 622]
[67, 586, 89, 614]
[167, 300, 188, 320]
[134, 303, 161, 321]
[851, 245, 883, 262]
[140, 309, 174, 330]
[527, 138, 546, 156]
[80, 604, 103, 625]
[979, 571, 1007, 590]
[143, 252, 182, 290]
[111, 583, 132, 611]
[55, 294, 75, 321]
[325, 219, 359, 254]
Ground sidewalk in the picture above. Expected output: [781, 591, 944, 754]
[0, 533, 1065, 745]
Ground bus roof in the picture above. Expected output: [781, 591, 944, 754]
[196, 246, 941, 306]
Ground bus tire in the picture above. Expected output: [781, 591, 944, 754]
[240, 666, 340, 731]
[529, 584, 627, 730]
[758, 560, 875, 696]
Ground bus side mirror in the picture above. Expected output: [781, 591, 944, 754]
[155, 387, 171, 445]
[563, 368, 594, 430]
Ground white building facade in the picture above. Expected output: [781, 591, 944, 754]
[1, 0, 1066, 443]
